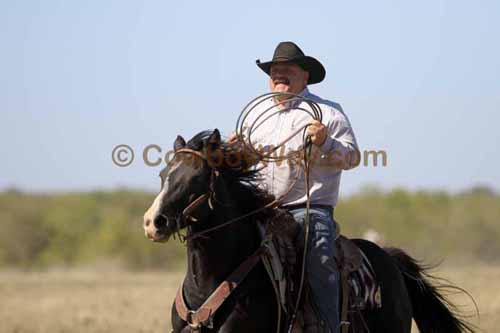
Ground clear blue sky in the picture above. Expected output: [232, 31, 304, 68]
[1, 0, 499, 195]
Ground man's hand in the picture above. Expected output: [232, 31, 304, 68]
[307, 120, 327, 146]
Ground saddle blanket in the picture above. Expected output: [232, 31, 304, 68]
[349, 250, 382, 310]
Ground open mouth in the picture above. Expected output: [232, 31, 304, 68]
[273, 78, 290, 85]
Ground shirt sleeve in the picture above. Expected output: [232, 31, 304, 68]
[319, 106, 360, 170]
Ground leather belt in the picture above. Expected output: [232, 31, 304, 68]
[282, 203, 334, 212]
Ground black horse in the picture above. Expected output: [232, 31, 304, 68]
[143, 129, 475, 333]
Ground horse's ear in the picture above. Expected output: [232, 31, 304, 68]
[207, 129, 221, 147]
[174, 135, 186, 151]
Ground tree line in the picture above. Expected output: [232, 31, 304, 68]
[0, 186, 498, 270]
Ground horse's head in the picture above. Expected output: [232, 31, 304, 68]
[143, 129, 231, 242]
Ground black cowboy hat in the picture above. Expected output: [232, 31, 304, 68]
[256, 41, 326, 85]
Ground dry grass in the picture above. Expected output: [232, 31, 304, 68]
[0, 265, 497, 333]
[0, 270, 183, 333]
[428, 265, 500, 333]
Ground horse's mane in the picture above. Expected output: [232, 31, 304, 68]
[186, 130, 291, 231]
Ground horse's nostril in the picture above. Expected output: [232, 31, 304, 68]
[153, 215, 167, 229]
[144, 218, 151, 227]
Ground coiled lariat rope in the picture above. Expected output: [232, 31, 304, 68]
[235, 92, 323, 333]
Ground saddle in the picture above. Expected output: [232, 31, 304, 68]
[260, 222, 381, 333]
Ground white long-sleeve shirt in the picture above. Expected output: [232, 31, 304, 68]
[242, 88, 359, 207]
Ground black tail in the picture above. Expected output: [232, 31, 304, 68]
[386, 248, 476, 333]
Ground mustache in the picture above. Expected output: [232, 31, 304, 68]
[272, 77, 290, 85]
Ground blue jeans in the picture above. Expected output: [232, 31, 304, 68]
[288, 207, 339, 333]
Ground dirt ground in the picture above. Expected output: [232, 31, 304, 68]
[0, 265, 497, 332]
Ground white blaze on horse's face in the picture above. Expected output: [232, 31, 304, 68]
[143, 162, 181, 242]
[143, 185, 168, 242]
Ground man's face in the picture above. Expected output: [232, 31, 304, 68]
[269, 63, 309, 98]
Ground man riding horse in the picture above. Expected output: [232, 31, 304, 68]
[143, 41, 475, 333]
[230, 41, 360, 333]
